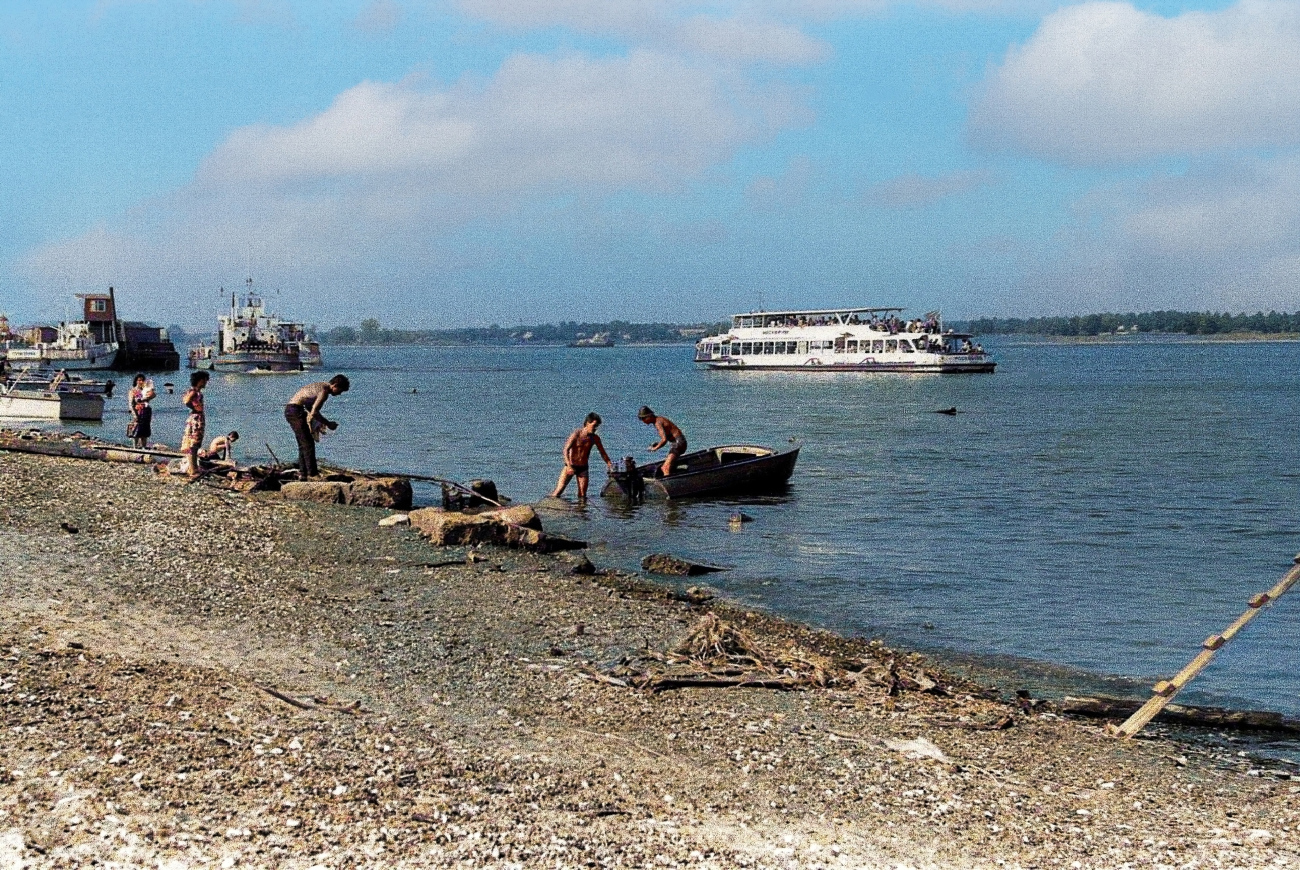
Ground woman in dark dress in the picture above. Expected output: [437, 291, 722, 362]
[127, 373, 155, 449]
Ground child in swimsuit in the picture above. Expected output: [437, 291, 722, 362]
[551, 412, 613, 500]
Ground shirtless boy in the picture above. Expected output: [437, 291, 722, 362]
[638, 405, 687, 477]
[200, 431, 239, 463]
[551, 412, 613, 500]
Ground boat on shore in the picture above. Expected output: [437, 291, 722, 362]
[694, 307, 995, 373]
[0, 382, 104, 421]
[188, 279, 304, 373]
[603, 444, 799, 500]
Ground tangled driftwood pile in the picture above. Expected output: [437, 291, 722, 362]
[600, 613, 960, 695]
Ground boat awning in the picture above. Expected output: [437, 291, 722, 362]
[734, 306, 903, 319]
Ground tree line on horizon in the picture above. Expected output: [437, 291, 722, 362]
[321, 318, 730, 346]
[961, 310, 1300, 336]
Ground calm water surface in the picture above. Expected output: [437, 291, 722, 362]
[74, 338, 1300, 715]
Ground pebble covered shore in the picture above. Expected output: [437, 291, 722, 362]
[1, 450, 1297, 869]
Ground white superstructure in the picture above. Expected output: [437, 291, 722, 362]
[6, 321, 118, 371]
[694, 307, 995, 373]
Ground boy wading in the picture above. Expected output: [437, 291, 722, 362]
[284, 374, 349, 479]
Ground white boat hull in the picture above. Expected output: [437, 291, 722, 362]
[703, 354, 995, 373]
[0, 389, 105, 421]
[6, 346, 118, 371]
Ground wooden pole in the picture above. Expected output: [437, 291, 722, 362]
[1109, 553, 1300, 739]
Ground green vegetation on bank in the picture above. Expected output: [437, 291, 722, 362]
[322, 318, 728, 346]
[963, 310, 1300, 337]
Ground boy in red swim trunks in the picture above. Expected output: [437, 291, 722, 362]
[551, 412, 614, 500]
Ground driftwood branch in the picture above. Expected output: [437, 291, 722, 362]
[257, 684, 315, 710]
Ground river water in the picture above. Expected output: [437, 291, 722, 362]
[68, 338, 1300, 715]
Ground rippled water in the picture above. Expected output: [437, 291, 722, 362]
[56, 338, 1300, 714]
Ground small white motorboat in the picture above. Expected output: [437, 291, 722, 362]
[0, 382, 105, 421]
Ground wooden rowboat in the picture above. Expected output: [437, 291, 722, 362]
[602, 444, 799, 500]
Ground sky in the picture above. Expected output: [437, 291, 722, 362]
[2, 0, 1298, 329]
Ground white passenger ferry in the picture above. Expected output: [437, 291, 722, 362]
[694, 307, 995, 373]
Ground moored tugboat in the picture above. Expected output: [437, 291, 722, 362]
[188, 279, 303, 373]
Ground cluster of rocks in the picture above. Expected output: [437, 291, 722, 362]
[280, 476, 414, 509]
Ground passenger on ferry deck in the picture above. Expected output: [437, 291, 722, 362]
[638, 406, 687, 478]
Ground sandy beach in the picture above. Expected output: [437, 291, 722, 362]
[1, 450, 1297, 869]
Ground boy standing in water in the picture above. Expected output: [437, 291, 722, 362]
[638, 406, 687, 477]
[551, 412, 614, 500]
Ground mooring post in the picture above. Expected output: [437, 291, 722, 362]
[1109, 553, 1300, 739]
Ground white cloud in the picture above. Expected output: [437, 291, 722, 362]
[19, 49, 807, 321]
[996, 152, 1300, 314]
[456, 0, 831, 65]
[1117, 155, 1300, 260]
[676, 15, 829, 64]
[199, 50, 800, 194]
[868, 169, 992, 208]
[970, 0, 1300, 165]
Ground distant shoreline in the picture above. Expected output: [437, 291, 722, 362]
[991, 331, 1300, 344]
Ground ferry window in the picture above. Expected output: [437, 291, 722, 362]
[786, 342, 796, 354]
[885, 339, 898, 352]
[847, 340, 858, 352]
[872, 340, 884, 353]
[900, 340, 914, 353]
[762, 341, 774, 354]
[721, 343, 731, 357]
[797, 341, 808, 354]
[740, 342, 751, 355]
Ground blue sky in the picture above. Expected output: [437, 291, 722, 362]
[2, 0, 1298, 328]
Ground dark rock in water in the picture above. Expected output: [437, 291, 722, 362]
[641, 553, 727, 576]
[934, 407, 958, 415]
[561, 552, 597, 575]
[469, 479, 498, 502]
[728, 511, 754, 525]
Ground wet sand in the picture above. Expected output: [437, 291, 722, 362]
[1, 450, 1297, 868]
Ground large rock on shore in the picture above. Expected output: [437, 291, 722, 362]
[281, 477, 413, 510]
[408, 505, 584, 552]
[280, 481, 347, 504]
[345, 477, 413, 509]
